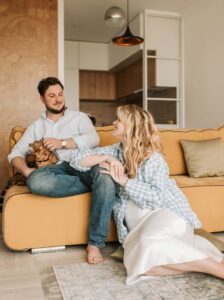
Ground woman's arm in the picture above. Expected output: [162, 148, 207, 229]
[79, 154, 115, 168]
[70, 143, 120, 171]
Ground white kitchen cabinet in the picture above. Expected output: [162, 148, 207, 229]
[143, 10, 184, 128]
[147, 15, 180, 58]
[79, 42, 108, 71]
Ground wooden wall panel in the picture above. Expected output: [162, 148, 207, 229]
[0, 0, 58, 190]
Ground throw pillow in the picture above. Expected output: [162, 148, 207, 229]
[180, 138, 224, 178]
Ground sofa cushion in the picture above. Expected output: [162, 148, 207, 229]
[172, 175, 224, 188]
[95, 125, 117, 146]
[180, 138, 224, 178]
[3, 185, 117, 250]
[160, 126, 224, 175]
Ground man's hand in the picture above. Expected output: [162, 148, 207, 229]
[100, 159, 128, 187]
[43, 138, 77, 150]
[43, 138, 62, 151]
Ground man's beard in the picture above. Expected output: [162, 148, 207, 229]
[45, 104, 66, 114]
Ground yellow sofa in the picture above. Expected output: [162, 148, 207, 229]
[3, 126, 224, 251]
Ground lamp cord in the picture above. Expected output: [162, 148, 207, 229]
[127, 0, 129, 25]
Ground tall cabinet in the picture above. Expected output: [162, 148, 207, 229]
[143, 10, 183, 127]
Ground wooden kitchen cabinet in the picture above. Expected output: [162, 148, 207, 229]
[95, 72, 116, 100]
[116, 59, 142, 99]
[79, 70, 116, 100]
[116, 58, 155, 99]
[79, 71, 96, 99]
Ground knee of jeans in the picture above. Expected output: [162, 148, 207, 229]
[27, 171, 56, 195]
[92, 165, 115, 188]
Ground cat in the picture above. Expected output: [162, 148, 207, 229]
[28, 139, 58, 168]
[1, 140, 58, 197]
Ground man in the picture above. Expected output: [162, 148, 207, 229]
[8, 77, 116, 264]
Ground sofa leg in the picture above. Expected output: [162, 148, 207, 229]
[31, 245, 66, 254]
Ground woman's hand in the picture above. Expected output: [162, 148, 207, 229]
[100, 159, 128, 187]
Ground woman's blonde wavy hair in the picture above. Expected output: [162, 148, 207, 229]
[116, 105, 162, 178]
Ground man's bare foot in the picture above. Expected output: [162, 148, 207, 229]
[87, 245, 103, 264]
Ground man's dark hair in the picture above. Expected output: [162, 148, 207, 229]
[37, 77, 64, 96]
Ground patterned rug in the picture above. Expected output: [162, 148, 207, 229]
[39, 267, 63, 299]
[52, 258, 224, 300]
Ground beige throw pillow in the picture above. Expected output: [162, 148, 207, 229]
[180, 138, 224, 178]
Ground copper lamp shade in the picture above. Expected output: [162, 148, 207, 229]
[111, 0, 144, 46]
[112, 25, 144, 46]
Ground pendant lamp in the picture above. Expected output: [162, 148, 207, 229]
[112, 0, 144, 46]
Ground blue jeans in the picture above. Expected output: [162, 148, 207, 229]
[26, 162, 116, 248]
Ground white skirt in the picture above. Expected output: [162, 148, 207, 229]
[123, 208, 223, 285]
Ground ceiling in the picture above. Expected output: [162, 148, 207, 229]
[64, 0, 195, 43]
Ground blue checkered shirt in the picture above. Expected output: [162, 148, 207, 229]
[70, 144, 201, 244]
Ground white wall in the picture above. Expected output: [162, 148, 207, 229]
[183, 0, 224, 128]
[64, 41, 79, 110]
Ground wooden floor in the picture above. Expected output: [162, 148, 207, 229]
[0, 212, 223, 300]
[0, 213, 118, 299]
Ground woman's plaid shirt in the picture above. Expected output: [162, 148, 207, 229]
[70, 144, 201, 244]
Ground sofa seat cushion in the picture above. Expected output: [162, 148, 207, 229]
[172, 175, 224, 188]
[3, 185, 117, 250]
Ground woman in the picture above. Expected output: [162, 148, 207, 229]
[70, 105, 224, 285]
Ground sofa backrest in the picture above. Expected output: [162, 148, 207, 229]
[9, 126, 117, 153]
[9, 127, 26, 153]
[160, 127, 224, 175]
[9, 125, 224, 176]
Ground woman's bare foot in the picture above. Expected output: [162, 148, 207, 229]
[87, 245, 103, 264]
